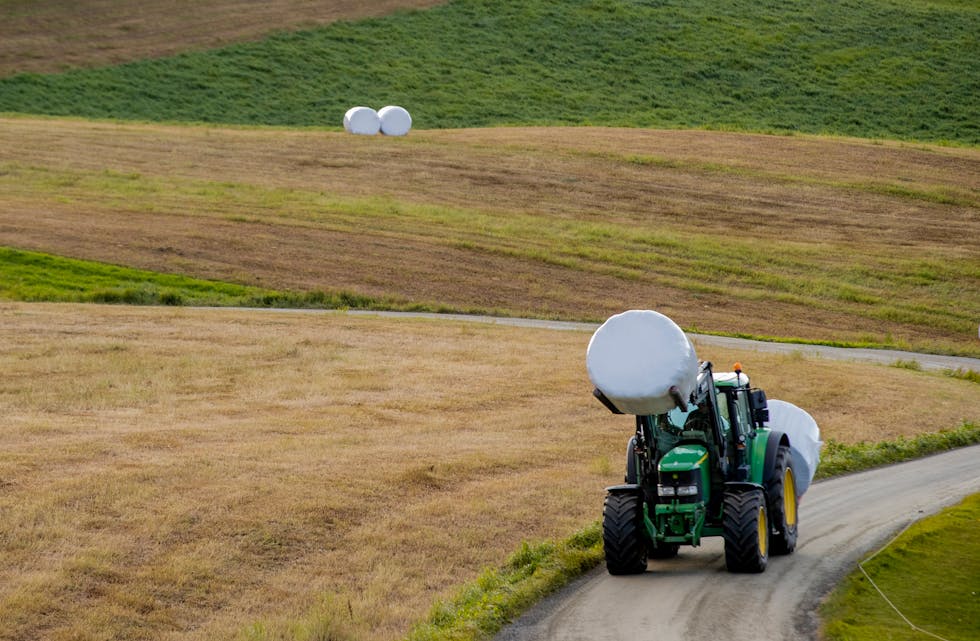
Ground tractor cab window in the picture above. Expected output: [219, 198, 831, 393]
[658, 404, 709, 433]
[660, 403, 713, 441]
[734, 392, 752, 433]
[665, 404, 694, 431]
[721, 389, 752, 438]
[715, 391, 731, 434]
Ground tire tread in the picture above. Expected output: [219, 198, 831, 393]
[603, 493, 648, 575]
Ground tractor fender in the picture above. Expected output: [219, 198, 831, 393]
[605, 484, 643, 496]
[762, 430, 791, 485]
[723, 481, 764, 493]
[626, 436, 637, 484]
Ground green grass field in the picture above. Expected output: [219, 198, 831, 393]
[820, 493, 980, 641]
[1, 0, 978, 143]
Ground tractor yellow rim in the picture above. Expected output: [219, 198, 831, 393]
[784, 468, 798, 527]
[758, 506, 768, 557]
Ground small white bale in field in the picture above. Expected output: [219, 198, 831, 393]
[343, 106, 381, 135]
[587, 309, 699, 416]
[379, 105, 412, 136]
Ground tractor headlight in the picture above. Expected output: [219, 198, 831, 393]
[657, 469, 703, 503]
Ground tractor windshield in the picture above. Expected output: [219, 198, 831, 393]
[665, 404, 695, 430]
[659, 403, 713, 435]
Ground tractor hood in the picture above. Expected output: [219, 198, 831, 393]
[658, 444, 709, 472]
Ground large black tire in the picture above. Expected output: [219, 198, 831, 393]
[766, 445, 799, 555]
[602, 492, 648, 575]
[723, 489, 769, 573]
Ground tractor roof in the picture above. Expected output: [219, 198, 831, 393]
[713, 371, 749, 388]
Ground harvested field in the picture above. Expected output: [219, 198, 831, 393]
[1, 117, 978, 355]
[0, 0, 445, 77]
[0, 302, 976, 641]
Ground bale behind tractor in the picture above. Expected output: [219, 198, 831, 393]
[587, 310, 821, 573]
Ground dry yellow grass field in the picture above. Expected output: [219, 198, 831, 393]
[0, 0, 445, 77]
[1, 303, 976, 641]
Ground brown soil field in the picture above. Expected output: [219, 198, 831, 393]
[1, 302, 976, 641]
[1, 117, 978, 356]
[0, 0, 445, 77]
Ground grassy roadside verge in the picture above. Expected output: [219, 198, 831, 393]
[407, 423, 980, 641]
[815, 422, 980, 479]
[820, 493, 980, 641]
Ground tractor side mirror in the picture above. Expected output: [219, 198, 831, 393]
[748, 389, 769, 427]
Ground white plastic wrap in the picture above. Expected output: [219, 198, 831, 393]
[379, 105, 412, 136]
[767, 399, 822, 496]
[343, 106, 381, 135]
[586, 310, 698, 416]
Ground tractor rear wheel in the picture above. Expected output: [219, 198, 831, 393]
[602, 492, 648, 575]
[723, 488, 769, 573]
[767, 445, 799, 555]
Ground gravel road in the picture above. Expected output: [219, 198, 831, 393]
[209, 308, 980, 373]
[494, 445, 980, 641]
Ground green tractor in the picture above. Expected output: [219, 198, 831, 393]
[594, 359, 798, 574]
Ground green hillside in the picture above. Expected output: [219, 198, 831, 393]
[1, 0, 977, 143]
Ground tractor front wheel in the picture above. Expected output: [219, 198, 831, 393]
[602, 492, 648, 575]
[723, 488, 769, 573]
[767, 445, 799, 555]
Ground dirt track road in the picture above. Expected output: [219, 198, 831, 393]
[224, 309, 980, 372]
[343, 311, 980, 372]
[494, 444, 980, 641]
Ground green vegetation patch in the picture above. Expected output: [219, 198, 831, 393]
[0, 246, 413, 311]
[406, 523, 603, 641]
[820, 493, 980, 641]
[1, 0, 978, 143]
[945, 368, 980, 384]
[815, 422, 980, 478]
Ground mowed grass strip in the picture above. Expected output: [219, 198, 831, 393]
[0, 0, 978, 143]
[0, 246, 267, 306]
[1, 119, 977, 356]
[820, 493, 980, 641]
[0, 0, 444, 77]
[0, 303, 978, 641]
[0, 246, 448, 312]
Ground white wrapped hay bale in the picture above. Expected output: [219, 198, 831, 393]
[343, 106, 381, 135]
[587, 310, 698, 416]
[767, 399, 822, 496]
[379, 105, 412, 136]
